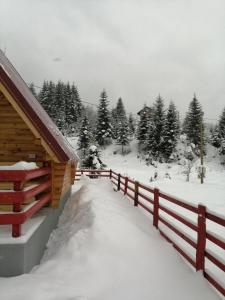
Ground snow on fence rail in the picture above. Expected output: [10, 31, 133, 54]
[0, 168, 51, 237]
[75, 169, 225, 297]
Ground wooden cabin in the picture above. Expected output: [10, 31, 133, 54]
[0, 49, 78, 208]
[0, 50, 79, 276]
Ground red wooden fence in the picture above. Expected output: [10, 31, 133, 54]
[0, 168, 51, 237]
[76, 169, 225, 297]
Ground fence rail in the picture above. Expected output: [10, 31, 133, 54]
[75, 168, 225, 297]
[0, 168, 51, 237]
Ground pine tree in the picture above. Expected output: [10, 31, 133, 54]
[77, 115, 92, 158]
[163, 102, 180, 161]
[146, 95, 166, 159]
[219, 107, 225, 155]
[116, 120, 129, 154]
[55, 81, 66, 132]
[111, 108, 118, 139]
[28, 83, 37, 98]
[95, 90, 112, 146]
[38, 81, 56, 121]
[128, 113, 135, 137]
[71, 84, 83, 123]
[183, 95, 204, 154]
[210, 125, 221, 148]
[137, 104, 149, 152]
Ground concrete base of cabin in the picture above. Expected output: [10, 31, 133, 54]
[0, 188, 71, 277]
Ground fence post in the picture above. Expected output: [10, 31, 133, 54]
[109, 169, 112, 179]
[117, 173, 121, 191]
[196, 204, 206, 271]
[12, 181, 23, 237]
[153, 188, 159, 228]
[13, 181, 23, 212]
[124, 177, 128, 195]
[134, 181, 139, 206]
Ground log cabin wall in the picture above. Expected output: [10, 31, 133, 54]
[51, 161, 74, 208]
[0, 91, 46, 163]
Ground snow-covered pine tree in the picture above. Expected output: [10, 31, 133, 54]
[71, 83, 84, 124]
[147, 95, 166, 160]
[95, 90, 112, 146]
[38, 80, 49, 107]
[28, 83, 37, 98]
[83, 145, 106, 169]
[38, 81, 56, 121]
[116, 120, 129, 154]
[219, 107, 225, 155]
[137, 104, 150, 152]
[209, 125, 221, 148]
[111, 108, 118, 139]
[183, 95, 204, 155]
[116, 97, 126, 120]
[55, 81, 66, 133]
[77, 115, 92, 159]
[111, 98, 127, 140]
[163, 101, 180, 161]
[128, 113, 136, 138]
[64, 82, 71, 132]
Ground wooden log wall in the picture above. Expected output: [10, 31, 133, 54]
[0, 91, 46, 162]
[51, 161, 74, 208]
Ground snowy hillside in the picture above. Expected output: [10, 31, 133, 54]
[69, 137, 225, 216]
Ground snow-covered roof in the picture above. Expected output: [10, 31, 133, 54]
[0, 50, 78, 163]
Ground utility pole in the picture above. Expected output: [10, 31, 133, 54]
[200, 120, 204, 184]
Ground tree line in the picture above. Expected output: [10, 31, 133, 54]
[29, 82, 225, 165]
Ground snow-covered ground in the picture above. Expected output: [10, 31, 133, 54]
[0, 177, 220, 300]
[100, 140, 225, 216]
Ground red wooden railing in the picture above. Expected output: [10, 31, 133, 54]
[76, 169, 225, 297]
[0, 168, 51, 237]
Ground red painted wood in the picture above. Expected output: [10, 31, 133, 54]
[0, 180, 51, 204]
[158, 215, 197, 249]
[0, 168, 51, 182]
[153, 188, 159, 228]
[206, 212, 225, 227]
[159, 191, 198, 213]
[138, 182, 154, 194]
[159, 229, 196, 268]
[12, 224, 21, 238]
[159, 204, 198, 232]
[206, 232, 225, 250]
[196, 205, 206, 271]
[138, 201, 153, 215]
[204, 271, 225, 296]
[134, 181, 139, 206]
[205, 251, 225, 272]
[124, 177, 128, 195]
[138, 191, 154, 205]
[117, 174, 121, 191]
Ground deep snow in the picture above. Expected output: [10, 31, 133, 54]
[0, 177, 220, 300]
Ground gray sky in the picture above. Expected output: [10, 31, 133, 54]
[0, 0, 225, 121]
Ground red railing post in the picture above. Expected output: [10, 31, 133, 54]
[196, 204, 206, 271]
[12, 181, 23, 237]
[134, 181, 139, 206]
[117, 174, 121, 191]
[124, 177, 128, 195]
[109, 169, 112, 179]
[153, 188, 159, 228]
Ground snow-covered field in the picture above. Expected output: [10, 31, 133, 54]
[100, 140, 225, 216]
[0, 177, 220, 300]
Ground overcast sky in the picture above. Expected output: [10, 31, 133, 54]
[0, 0, 225, 121]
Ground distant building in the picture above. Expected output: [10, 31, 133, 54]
[137, 105, 153, 118]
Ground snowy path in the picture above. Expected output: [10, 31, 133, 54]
[0, 177, 220, 300]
